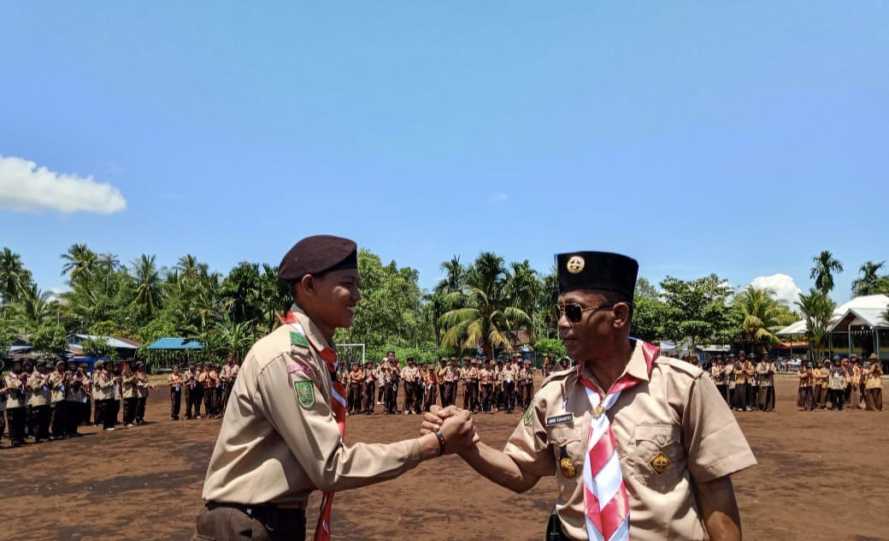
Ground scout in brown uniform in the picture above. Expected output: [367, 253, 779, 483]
[864, 355, 883, 411]
[850, 360, 862, 409]
[49, 360, 69, 439]
[424, 251, 755, 540]
[196, 235, 476, 541]
[347, 362, 364, 415]
[4, 361, 27, 446]
[468, 359, 481, 413]
[362, 361, 376, 414]
[755, 357, 776, 411]
[436, 358, 447, 407]
[480, 360, 494, 413]
[29, 361, 52, 442]
[169, 366, 184, 420]
[135, 363, 150, 424]
[220, 356, 239, 413]
[443, 358, 459, 407]
[122, 364, 138, 426]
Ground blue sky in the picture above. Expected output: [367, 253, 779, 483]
[2, 2, 887, 304]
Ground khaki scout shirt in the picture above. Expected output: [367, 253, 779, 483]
[755, 362, 775, 387]
[4, 373, 25, 409]
[504, 341, 756, 541]
[122, 374, 137, 399]
[202, 307, 423, 507]
[29, 371, 50, 407]
[49, 371, 68, 403]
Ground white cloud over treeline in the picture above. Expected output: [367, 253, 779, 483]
[0, 155, 126, 214]
[749, 274, 802, 305]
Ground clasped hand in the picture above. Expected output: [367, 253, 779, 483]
[420, 406, 480, 455]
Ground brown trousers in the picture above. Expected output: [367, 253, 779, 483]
[194, 505, 306, 541]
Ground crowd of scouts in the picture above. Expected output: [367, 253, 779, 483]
[794, 353, 884, 412]
[338, 352, 570, 416]
[165, 357, 240, 421]
[0, 357, 152, 447]
[707, 352, 779, 412]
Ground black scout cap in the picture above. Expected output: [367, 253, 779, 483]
[278, 235, 358, 282]
[555, 251, 638, 298]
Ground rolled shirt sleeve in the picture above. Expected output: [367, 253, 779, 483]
[256, 356, 423, 493]
[682, 373, 757, 483]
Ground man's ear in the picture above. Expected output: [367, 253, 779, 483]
[297, 274, 315, 300]
[612, 302, 631, 330]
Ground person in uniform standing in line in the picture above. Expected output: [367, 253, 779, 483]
[401, 358, 419, 415]
[864, 354, 883, 411]
[747, 354, 759, 410]
[122, 363, 138, 427]
[724, 355, 735, 407]
[4, 362, 27, 446]
[49, 360, 69, 439]
[442, 358, 458, 407]
[28, 361, 52, 442]
[813, 359, 828, 409]
[500, 357, 518, 414]
[347, 362, 364, 415]
[209, 363, 223, 418]
[712, 358, 726, 403]
[194, 235, 476, 541]
[468, 359, 481, 413]
[135, 363, 150, 425]
[849, 358, 862, 409]
[221, 355, 240, 413]
[424, 251, 755, 540]
[92, 360, 108, 428]
[362, 361, 376, 415]
[385, 358, 400, 415]
[493, 360, 504, 411]
[480, 360, 494, 413]
[756, 356, 775, 411]
[170, 365, 184, 420]
[186, 364, 201, 419]
[436, 358, 447, 408]
[798, 362, 814, 411]
[109, 362, 123, 429]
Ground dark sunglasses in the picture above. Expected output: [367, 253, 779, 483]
[558, 302, 615, 323]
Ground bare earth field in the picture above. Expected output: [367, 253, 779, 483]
[1, 376, 887, 541]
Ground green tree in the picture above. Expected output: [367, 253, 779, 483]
[734, 287, 782, 354]
[660, 275, 733, 350]
[810, 250, 843, 294]
[0, 247, 33, 305]
[439, 252, 531, 358]
[852, 261, 885, 297]
[506, 260, 541, 339]
[533, 270, 559, 340]
[61, 243, 98, 289]
[796, 288, 835, 362]
[130, 254, 163, 322]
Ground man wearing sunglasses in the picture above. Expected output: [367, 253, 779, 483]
[423, 251, 755, 541]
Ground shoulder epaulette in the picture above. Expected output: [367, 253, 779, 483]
[540, 367, 574, 388]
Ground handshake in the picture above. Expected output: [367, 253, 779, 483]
[419, 406, 480, 455]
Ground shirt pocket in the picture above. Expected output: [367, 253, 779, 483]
[630, 423, 685, 492]
[548, 425, 586, 483]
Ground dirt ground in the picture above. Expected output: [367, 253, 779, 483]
[1, 376, 887, 541]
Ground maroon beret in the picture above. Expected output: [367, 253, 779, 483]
[278, 235, 358, 282]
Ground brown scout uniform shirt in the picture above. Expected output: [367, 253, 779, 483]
[503, 341, 756, 540]
[202, 307, 423, 508]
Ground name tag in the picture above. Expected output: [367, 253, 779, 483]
[546, 413, 574, 428]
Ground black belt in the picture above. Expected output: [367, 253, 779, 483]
[206, 501, 305, 522]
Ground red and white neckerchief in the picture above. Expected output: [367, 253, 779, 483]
[577, 341, 659, 541]
[280, 311, 345, 541]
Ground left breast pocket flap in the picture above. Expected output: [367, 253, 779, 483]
[631, 423, 684, 490]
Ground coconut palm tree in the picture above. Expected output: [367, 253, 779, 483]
[0, 247, 31, 304]
[852, 261, 885, 297]
[507, 260, 540, 338]
[212, 316, 254, 360]
[130, 254, 163, 320]
[796, 288, 835, 362]
[810, 250, 843, 294]
[440, 252, 531, 358]
[61, 243, 98, 287]
[735, 287, 781, 354]
[438, 256, 465, 294]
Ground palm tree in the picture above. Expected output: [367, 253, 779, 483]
[0, 247, 31, 304]
[810, 250, 843, 294]
[440, 252, 531, 358]
[507, 260, 540, 338]
[130, 254, 163, 320]
[438, 256, 465, 294]
[212, 316, 254, 360]
[61, 243, 98, 287]
[852, 261, 885, 297]
[735, 287, 781, 355]
[796, 288, 835, 362]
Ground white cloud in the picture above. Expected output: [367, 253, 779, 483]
[749, 274, 802, 305]
[489, 192, 509, 203]
[0, 155, 126, 214]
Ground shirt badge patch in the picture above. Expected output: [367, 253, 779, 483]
[559, 457, 577, 478]
[294, 380, 315, 408]
[522, 408, 534, 427]
[290, 332, 310, 348]
[650, 452, 672, 474]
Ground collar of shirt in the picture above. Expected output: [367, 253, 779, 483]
[285, 304, 337, 366]
[574, 339, 653, 394]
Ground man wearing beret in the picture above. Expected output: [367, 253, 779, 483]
[424, 251, 756, 540]
[196, 235, 476, 541]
